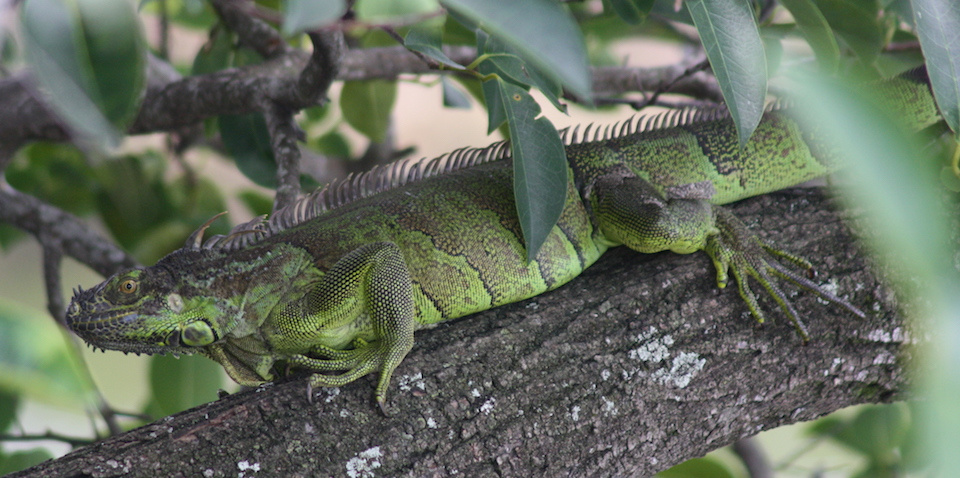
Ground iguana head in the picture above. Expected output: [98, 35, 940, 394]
[66, 251, 231, 356]
[67, 238, 319, 357]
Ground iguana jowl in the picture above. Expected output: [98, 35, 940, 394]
[66, 67, 941, 410]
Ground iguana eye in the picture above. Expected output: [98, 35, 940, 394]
[119, 279, 139, 294]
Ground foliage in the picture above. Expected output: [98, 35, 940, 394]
[0, 0, 958, 475]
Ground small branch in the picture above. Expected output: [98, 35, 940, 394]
[156, 0, 170, 59]
[266, 31, 345, 211]
[209, 0, 289, 59]
[0, 180, 138, 277]
[337, 45, 475, 81]
[264, 105, 302, 211]
[96, 400, 123, 437]
[733, 437, 773, 478]
[591, 62, 722, 103]
[294, 31, 345, 107]
[614, 59, 713, 111]
[0, 432, 94, 449]
[0, 73, 69, 153]
[40, 242, 65, 325]
[1, 44, 726, 149]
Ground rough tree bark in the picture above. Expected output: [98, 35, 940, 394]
[11, 189, 912, 477]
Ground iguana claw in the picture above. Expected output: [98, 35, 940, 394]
[706, 207, 865, 341]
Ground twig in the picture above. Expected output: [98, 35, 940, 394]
[209, 0, 289, 59]
[0, 179, 138, 277]
[296, 32, 345, 107]
[40, 242, 65, 325]
[733, 437, 773, 478]
[0, 431, 94, 448]
[264, 105, 302, 211]
[267, 31, 345, 211]
[622, 58, 712, 111]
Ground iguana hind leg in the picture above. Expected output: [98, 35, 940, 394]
[593, 176, 864, 339]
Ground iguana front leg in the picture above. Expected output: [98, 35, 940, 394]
[266, 242, 415, 410]
[592, 175, 864, 339]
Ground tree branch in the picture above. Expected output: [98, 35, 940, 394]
[12, 189, 911, 477]
[209, 0, 290, 59]
[0, 180, 138, 277]
[0, 44, 724, 151]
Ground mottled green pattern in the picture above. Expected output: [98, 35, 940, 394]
[65, 67, 940, 407]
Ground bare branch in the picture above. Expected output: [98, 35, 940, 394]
[0, 73, 69, 154]
[0, 431, 94, 449]
[733, 437, 773, 478]
[268, 32, 345, 210]
[0, 180, 138, 276]
[209, 0, 289, 59]
[0, 41, 724, 153]
[297, 32, 346, 106]
[39, 242, 65, 324]
[264, 106, 302, 211]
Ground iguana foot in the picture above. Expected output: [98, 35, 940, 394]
[293, 338, 410, 413]
[706, 207, 865, 341]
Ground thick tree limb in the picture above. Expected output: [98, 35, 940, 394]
[13, 189, 912, 477]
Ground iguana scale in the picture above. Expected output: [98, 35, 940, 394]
[66, 67, 940, 410]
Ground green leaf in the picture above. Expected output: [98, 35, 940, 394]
[793, 70, 960, 475]
[478, 57, 508, 133]
[20, 0, 118, 148]
[0, 299, 95, 409]
[656, 457, 736, 478]
[441, 0, 592, 100]
[831, 404, 910, 460]
[495, 80, 567, 261]
[910, 0, 960, 136]
[219, 113, 277, 188]
[282, 0, 346, 36]
[607, 0, 656, 25]
[92, 152, 175, 251]
[74, 0, 147, 127]
[0, 449, 53, 475]
[191, 27, 234, 75]
[340, 80, 398, 143]
[686, 0, 767, 146]
[5, 142, 96, 216]
[779, 0, 841, 73]
[238, 189, 274, 217]
[812, 0, 884, 63]
[476, 32, 565, 112]
[20, 0, 146, 148]
[0, 390, 18, 433]
[146, 354, 223, 416]
[441, 76, 472, 108]
[792, 69, 948, 293]
[310, 130, 353, 158]
[355, 0, 440, 21]
[405, 20, 465, 69]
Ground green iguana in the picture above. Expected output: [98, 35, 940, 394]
[66, 66, 941, 411]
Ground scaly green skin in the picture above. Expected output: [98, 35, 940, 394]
[66, 68, 940, 409]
